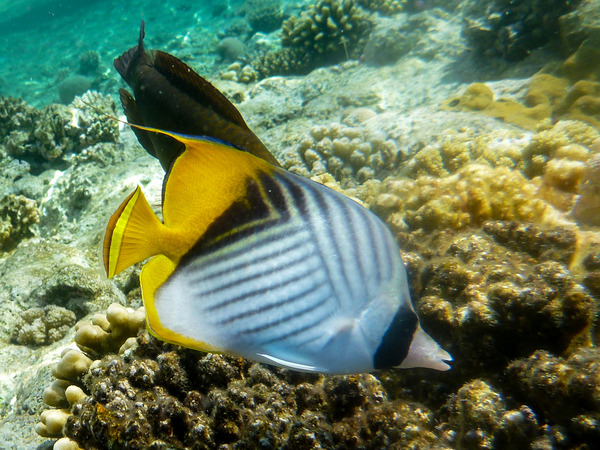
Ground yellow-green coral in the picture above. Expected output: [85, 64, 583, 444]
[440, 82, 551, 131]
[442, 42, 600, 132]
[379, 164, 555, 232]
[367, 121, 600, 233]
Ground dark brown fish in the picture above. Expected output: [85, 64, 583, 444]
[114, 21, 280, 170]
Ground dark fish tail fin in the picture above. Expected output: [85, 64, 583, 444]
[114, 20, 146, 81]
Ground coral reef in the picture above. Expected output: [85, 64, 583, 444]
[0, 194, 40, 252]
[1, 92, 119, 172]
[0, 96, 36, 140]
[507, 348, 600, 443]
[410, 223, 594, 373]
[253, 0, 373, 77]
[463, 0, 581, 60]
[11, 305, 76, 346]
[284, 112, 402, 188]
[35, 304, 144, 441]
[37, 303, 446, 449]
[244, 0, 283, 32]
[77, 51, 101, 77]
[442, 379, 539, 449]
[216, 37, 247, 63]
[357, 0, 405, 16]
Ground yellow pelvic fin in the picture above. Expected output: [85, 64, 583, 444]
[141, 255, 223, 353]
[103, 186, 165, 278]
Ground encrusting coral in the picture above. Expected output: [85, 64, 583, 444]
[37, 304, 447, 449]
[441, 41, 600, 132]
[364, 120, 599, 234]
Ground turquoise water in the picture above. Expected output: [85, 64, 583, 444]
[1, 1, 600, 449]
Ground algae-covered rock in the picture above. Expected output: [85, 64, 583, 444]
[507, 348, 600, 444]
[463, 0, 581, 61]
[411, 223, 594, 373]
[1, 92, 118, 172]
[0, 194, 40, 252]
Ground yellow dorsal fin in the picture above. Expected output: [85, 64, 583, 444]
[101, 117, 279, 273]
[161, 136, 276, 230]
[103, 186, 165, 278]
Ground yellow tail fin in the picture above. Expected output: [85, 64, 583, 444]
[103, 186, 164, 278]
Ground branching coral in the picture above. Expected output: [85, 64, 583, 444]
[253, 0, 373, 77]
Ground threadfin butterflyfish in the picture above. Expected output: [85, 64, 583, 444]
[113, 20, 279, 171]
[103, 119, 452, 374]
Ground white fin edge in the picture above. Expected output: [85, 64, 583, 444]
[256, 353, 319, 372]
[398, 327, 453, 371]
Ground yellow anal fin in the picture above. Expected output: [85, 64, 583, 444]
[141, 255, 223, 353]
[103, 186, 164, 278]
